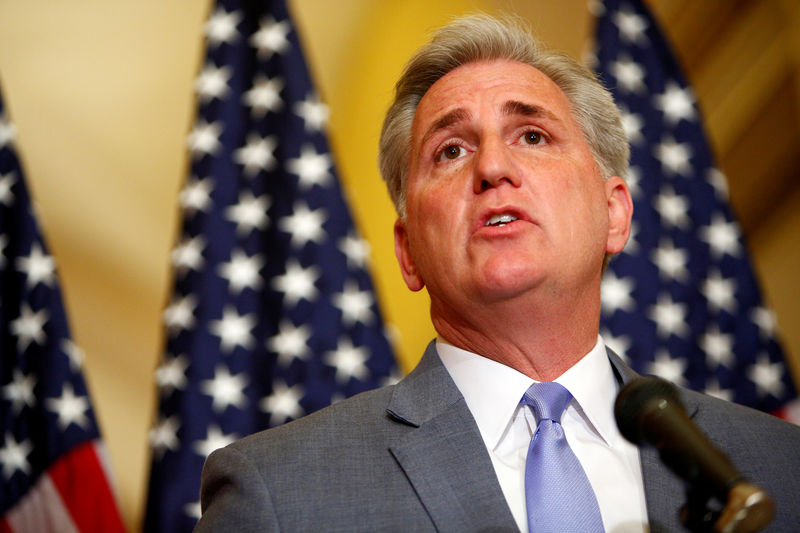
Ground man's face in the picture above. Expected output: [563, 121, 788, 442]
[394, 59, 631, 314]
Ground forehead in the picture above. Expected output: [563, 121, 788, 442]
[412, 59, 577, 136]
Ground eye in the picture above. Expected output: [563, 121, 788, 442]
[437, 144, 463, 161]
[522, 130, 543, 145]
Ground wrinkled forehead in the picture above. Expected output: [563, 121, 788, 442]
[410, 59, 578, 143]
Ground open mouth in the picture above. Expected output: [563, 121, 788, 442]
[484, 214, 519, 227]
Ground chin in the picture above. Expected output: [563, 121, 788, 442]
[477, 260, 543, 300]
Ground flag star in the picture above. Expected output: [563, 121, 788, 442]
[654, 186, 690, 229]
[184, 501, 202, 520]
[195, 63, 232, 103]
[702, 270, 737, 313]
[62, 339, 85, 371]
[187, 119, 223, 158]
[278, 203, 327, 248]
[149, 415, 180, 459]
[0, 113, 17, 148]
[646, 350, 687, 386]
[706, 168, 729, 200]
[179, 176, 213, 216]
[260, 381, 305, 424]
[0, 433, 32, 479]
[325, 338, 369, 383]
[16, 243, 56, 288]
[267, 320, 312, 365]
[333, 279, 375, 326]
[233, 134, 278, 177]
[651, 239, 689, 282]
[601, 329, 631, 362]
[225, 191, 271, 236]
[155, 353, 189, 396]
[204, 7, 242, 47]
[201, 365, 248, 413]
[654, 136, 693, 176]
[209, 306, 256, 353]
[654, 82, 695, 124]
[243, 76, 284, 117]
[700, 325, 735, 368]
[286, 144, 332, 189]
[601, 271, 635, 315]
[163, 294, 197, 334]
[619, 107, 644, 145]
[272, 260, 320, 307]
[625, 166, 642, 199]
[704, 378, 734, 402]
[218, 249, 264, 293]
[46, 383, 91, 430]
[250, 16, 290, 59]
[613, 7, 648, 43]
[0, 172, 16, 206]
[2, 369, 36, 414]
[294, 93, 330, 132]
[610, 55, 646, 93]
[193, 425, 238, 458]
[382, 367, 403, 387]
[11, 303, 48, 352]
[699, 214, 741, 259]
[622, 220, 640, 254]
[648, 293, 689, 338]
[171, 235, 206, 274]
[751, 307, 777, 338]
[747, 354, 785, 398]
[339, 233, 370, 269]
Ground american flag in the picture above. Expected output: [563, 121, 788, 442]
[143, 1, 398, 531]
[594, 0, 798, 418]
[0, 88, 126, 530]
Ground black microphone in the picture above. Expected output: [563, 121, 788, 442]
[614, 376, 774, 532]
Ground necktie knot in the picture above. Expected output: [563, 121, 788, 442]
[521, 381, 572, 423]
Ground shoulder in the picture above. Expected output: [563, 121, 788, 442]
[682, 387, 800, 442]
[226, 383, 400, 459]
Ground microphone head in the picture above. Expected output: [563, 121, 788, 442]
[614, 376, 683, 445]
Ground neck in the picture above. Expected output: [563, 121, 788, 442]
[431, 287, 601, 381]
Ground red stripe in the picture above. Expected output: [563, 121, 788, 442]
[1, 517, 13, 533]
[47, 441, 126, 533]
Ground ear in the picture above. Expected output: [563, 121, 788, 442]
[605, 176, 634, 255]
[394, 218, 425, 292]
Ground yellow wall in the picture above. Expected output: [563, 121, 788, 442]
[0, 1, 796, 530]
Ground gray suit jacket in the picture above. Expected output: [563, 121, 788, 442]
[196, 342, 800, 532]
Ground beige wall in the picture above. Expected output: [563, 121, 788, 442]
[0, 1, 797, 530]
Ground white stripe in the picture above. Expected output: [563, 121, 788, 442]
[6, 473, 79, 533]
[92, 440, 123, 506]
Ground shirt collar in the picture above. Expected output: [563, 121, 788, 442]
[437, 335, 621, 450]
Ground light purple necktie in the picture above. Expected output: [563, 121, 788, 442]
[522, 381, 604, 532]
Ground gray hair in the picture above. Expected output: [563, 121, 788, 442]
[378, 13, 629, 218]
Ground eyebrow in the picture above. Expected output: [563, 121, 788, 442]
[502, 100, 558, 121]
[422, 108, 470, 146]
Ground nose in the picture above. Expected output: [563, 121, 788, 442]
[473, 135, 521, 193]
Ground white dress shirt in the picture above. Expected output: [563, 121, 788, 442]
[437, 336, 649, 533]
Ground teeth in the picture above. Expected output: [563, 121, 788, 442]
[485, 214, 518, 227]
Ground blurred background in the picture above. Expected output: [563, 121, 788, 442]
[0, 0, 798, 530]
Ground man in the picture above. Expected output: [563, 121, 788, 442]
[196, 14, 800, 532]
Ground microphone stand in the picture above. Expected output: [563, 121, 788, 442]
[680, 481, 774, 533]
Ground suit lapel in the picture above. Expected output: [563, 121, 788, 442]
[607, 349, 699, 532]
[386, 343, 518, 532]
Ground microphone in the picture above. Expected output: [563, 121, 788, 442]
[614, 376, 774, 532]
